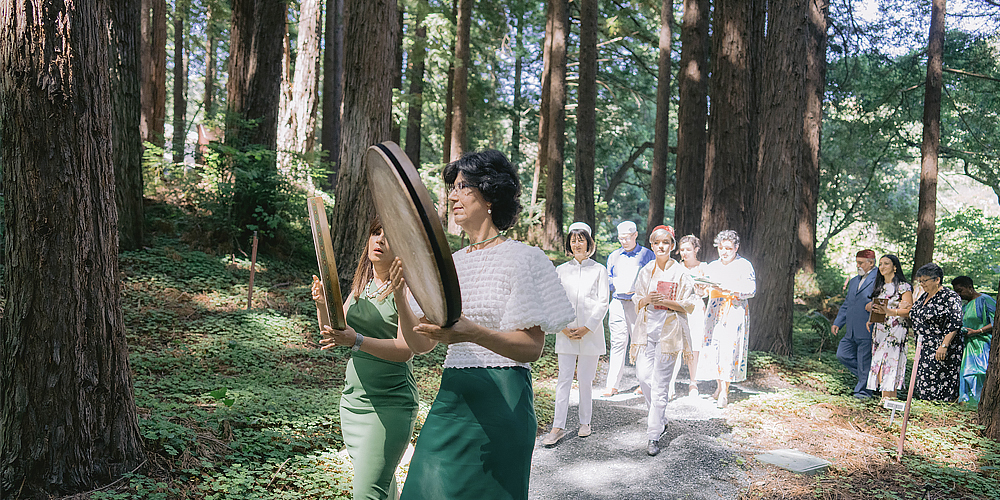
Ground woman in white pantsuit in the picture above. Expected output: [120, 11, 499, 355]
[542, 222, 609, 446]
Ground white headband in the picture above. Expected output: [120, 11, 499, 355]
[568, 222, 592, 237]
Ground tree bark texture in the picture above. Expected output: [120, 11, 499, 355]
[701, 0, 763, 261]
[0, 1, 144, 496]
[204, 4, 216, 120]
[532, 0, 554, 207]
[227, 0, 287, 150]
[980, 328, 1000, 439]
[913, 0, 945, 277]
[647, 0, 672, 239]
[392, 2, 404, 144]
[675, 0, 709, 242]
[277, 0, 324, 192]
[404, 2, 427, 170]
[543, 0, 568, 250]
[111, 0, 146, 251]
[748, 0, 808, 356]
[140, 0, 168, 147]
[172, 2, 188, 164]
[510, 3, 524, 169]
[449, 0, 472, 161]
[797, 0, 827, 275]
[331, 0, 396, 293]
[321, 0, 345, 188]
[574, 0, 598, 231]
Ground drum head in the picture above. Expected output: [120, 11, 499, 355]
[365, 142, 461, 327]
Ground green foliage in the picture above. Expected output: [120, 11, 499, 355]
[935, 207, 1000, 291]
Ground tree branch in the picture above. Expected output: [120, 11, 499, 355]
[602, 141, 654, 201]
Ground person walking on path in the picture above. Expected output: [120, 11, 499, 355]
[542, 222, 609, 447]
[952, 275, 994, 404]
[833, 249, 878, 399]
[630, 225, 698, 456]
[909, 263, 964, 402]
[675, 234, 709, 396]
[603, 220, 655, 397]
[864, 254, 912, 401]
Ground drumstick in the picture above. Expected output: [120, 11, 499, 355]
[307, 197, 348, 330]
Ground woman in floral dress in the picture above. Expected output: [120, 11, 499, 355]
[864, 254, 912, 400]
[908, 263, 964, 401]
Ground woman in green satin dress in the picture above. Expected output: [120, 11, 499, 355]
[312, 216, 418, 500]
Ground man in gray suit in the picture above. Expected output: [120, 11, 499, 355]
[833, 249, 877, 399]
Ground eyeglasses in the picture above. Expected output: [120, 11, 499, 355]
[448, 181, 476, 195]
[917, 278, 939, 286]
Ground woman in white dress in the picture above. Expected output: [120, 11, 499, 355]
[672, 234, 709, 396]
[542, 222, 609, 447]
[396, 150, 575, 500]
[702, 230, 756, 408]
[631, 225, 698, 456]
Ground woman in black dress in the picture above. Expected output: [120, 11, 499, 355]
[908, 263, 964, 401]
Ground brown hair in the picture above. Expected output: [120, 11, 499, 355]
[351, 215, 383, 298]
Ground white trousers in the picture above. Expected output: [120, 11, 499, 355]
[635, 341, 678, 441]
[553, 353, 600, 429]
[605, 298, 638, 390]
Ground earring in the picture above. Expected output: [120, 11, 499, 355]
[488, 208, 492, 214]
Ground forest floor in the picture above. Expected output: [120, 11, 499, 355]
[31, 203, 999, 500]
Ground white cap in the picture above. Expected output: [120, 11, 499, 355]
[616, 221, 637, 237]
[568, 222, 592, 236]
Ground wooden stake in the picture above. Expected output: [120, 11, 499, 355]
[247, 231, 259, 310]
[897, 335, 923, 462]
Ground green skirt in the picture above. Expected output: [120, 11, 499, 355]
[400, 367, 536, 500]
[340, 352, 419, 500]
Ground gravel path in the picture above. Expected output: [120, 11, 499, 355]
[528, 364, 754, 500]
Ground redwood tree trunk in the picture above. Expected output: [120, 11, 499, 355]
[321, 0, 345, 189]
[647, 0, 672, 238]
[574, 0, 598, 231]
[980, 326, 1000, 438]
[141, 0, 168, 147]
[449, 0, 472, 160]
[675, 0, 709, 241]
[797, 0, 827, 275]
[1, 1, 144, 496]
[227, 0, 287, 150]
[172, 1, 187, 164]
[913, 0, 945, 277]
[277, 0, 324, 191]
[404, 1, 427, 169]
[392, 2, 404, 144]
[749, 0, 808, 356]
[331, 0, 396, 292]
[510, 3, 525, 168]
[112, 0, 145, 250]
[701, 0, 762, 261]
[532, 0, 554, 207]
[204, 5, 216, 120]
[543, 0, 568, 250]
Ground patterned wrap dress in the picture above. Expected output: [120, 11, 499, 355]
[400, 239, 575, 500]
[340, 283, 419, 500]
[703, 256, 756, 383]
[867, 281, 912, 392]
[910, 287, 965, 401]
[958, 294, 996, 403]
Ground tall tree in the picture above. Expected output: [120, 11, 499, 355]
[981, 302, 1000, 439]
[543, 0, 568, 250]
[510, 2, 525, 168]
[647, 0, 673, 237]
[392, 2, 404, 144]
[449, 0, 472, 160]
[112, 0, 145, 250]
[913, 0, 946, 276]
[331, 0, 397, 292]
[701, 0, 763, 260]
[172, 0, 188, 164]
[748, 0, 808, 356]
[204, 2, 217, 120]
[404, 0, 428, 169]
[574, 0, 599, 231]
[277, 0, 324, 191]
[796, 0, 827, 275]
[141, 0, 168, 147]
[674, 0, 709, 240]
[227, 0, 287, 150]
[438, 0, 457, 226]
[321, 0, 345, 189]
[1, 1, 144, 495]
[532, 0, 554, 207]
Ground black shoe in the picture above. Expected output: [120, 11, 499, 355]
[646, 440, 660, 456]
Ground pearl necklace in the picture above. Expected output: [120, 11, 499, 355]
[364, 278, 391, 300]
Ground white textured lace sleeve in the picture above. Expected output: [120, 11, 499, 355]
[501, 246, 576, 334]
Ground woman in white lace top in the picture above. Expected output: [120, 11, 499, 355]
[397, 150, 575, 500]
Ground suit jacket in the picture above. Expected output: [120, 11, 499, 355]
[834, 270, 877, 339]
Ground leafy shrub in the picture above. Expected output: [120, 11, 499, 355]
[936, 207, 1000, 291]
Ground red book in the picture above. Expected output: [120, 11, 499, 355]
[655, 281, 678, 310]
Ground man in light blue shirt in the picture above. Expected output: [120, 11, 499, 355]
[602, 221, 655, 395]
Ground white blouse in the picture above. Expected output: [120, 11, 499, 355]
[632, 259, 698, 355]
[555, 258, 609, 356]
[411, 239, 575, 369]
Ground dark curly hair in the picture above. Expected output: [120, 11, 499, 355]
[443, 149, 522, 230]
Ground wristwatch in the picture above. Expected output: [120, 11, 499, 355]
[352, 333, 364, 351]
